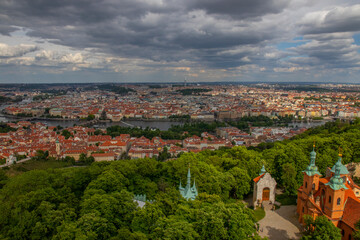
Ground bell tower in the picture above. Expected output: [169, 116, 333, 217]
[302, 143, 321, 195]
[297, 143, 322, 221]
[324, 152, 348, 222]
[55, 139, 61, 156]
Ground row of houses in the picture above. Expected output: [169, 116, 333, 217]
[0, 122, 232, 163]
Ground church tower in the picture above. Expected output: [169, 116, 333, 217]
[179, 167, 198, 200]
[55, 139, 61, 156]
[330, 153, 349, 178]
[324, 153, 348, 222]
[297, 144, 321, 220]
[302, 144, 321, 195]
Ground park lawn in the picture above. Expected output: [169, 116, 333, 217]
[4, 159, 72, 176]
[253, 208, 266, 221]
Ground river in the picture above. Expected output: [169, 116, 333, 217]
[0, 103, 183, 131]
[288, 120, 330, 129]
[0, 101, 330, 131]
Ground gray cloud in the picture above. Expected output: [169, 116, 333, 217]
[299, 5, 360, 34]
[188, 0, 289, 20]
[0, 0, 360, 82]
[0, 0, 283, 64]
[288, 37, 360, 68]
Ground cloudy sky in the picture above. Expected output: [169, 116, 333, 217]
[0, 0, 360, 83]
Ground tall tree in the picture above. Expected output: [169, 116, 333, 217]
[281, 163, 298, 195]
[301, 215, 341, 240]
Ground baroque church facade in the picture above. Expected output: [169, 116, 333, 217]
[297, 146, 360, 240]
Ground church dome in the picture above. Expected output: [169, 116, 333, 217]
[330, 156, 349, 175]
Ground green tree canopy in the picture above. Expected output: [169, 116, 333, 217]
[301, 215, 341, 240]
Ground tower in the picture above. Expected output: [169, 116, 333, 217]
[179, 167, 198, 200]
[330, 153, 349, 177]
[55, 139, 61, 156]
[297, 144, 321, 220]
[302, 144, 321, 194]
[324, 153, 348, 221]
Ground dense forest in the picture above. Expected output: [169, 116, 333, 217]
[1, 120, 360, 239]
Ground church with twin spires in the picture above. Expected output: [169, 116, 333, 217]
[297, 145, 360, 240]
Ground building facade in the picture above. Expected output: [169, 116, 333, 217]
[297, 147, 360, 240]
[253, 165, 277, 207]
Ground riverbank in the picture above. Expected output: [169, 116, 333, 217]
[0, 111, 184, 131]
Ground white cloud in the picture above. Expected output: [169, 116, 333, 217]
[0, 43, 37, 58]
[273, 66, 307, 72]
[60, 53, 84, 64]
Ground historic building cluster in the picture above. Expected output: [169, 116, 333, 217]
[0, 122, 232, 164]
[4, 84, 360, 121]
[297, 146, 360, 239]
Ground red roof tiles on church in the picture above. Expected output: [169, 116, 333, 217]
[253, 173, 265, 183]
[342, 197, 360, 229]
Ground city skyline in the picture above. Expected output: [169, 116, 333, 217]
[1, 0, 360, 83]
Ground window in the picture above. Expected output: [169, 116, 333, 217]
[329, 196, 331, 203]
[342, 229, 344, 236]
[305, 182, 307, 188]
[312, 183, 315, 190]
[337, 198, 341, 205]
[348, 233, 352, 240]
[302, 207, 304, 213]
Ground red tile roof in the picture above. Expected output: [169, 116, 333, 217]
[319, 177, 331, 184]
[253, 173, 265, 183]
[341, 197, 360, 230]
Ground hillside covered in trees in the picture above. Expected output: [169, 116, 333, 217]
[0, 120, 360, 239]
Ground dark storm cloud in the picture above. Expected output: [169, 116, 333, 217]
[1, 0, 360, 79]
[298, 5, 360, 34]
[0, 25, 17, 36]
[188, 0, 289, 19]
[0, 0, 284, 69]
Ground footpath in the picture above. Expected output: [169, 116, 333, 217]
[258, 205, 302, 240]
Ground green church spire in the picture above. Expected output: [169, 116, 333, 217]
[330, 153, 349, 175]
[179, 167, 198, 200]
[259, 165, 266, 176]
[326, 159, 348, 191]
[303, 143, 321, 177]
